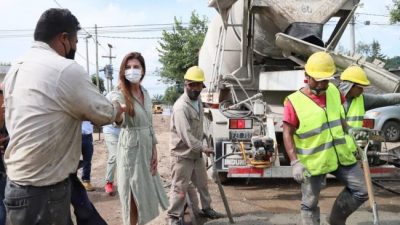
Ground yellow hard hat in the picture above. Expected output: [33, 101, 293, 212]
[304, 51, 336, 81]
[340, 66, 370, 86]
[184, 66, 205, 82]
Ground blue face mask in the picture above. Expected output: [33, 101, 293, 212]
[125, 68, 142, 83]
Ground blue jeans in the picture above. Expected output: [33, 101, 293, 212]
[70, 174, 107, 225]
[301, 163, 368, 210]
[0, 173, 6, 225]
[81, 134, 94, 181]
[4, 177, 72, 225]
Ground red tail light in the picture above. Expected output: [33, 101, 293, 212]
[230, 119, 238, 129]
[362, 119, 375, 129]
[229, 119, 252, 129]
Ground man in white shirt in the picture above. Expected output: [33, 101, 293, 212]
[3, 8, 123, 225]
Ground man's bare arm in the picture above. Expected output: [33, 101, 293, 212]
[283, 122, 297, 163]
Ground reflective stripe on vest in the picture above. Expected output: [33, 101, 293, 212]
[296, 138, 346, 155]
[346, 95, 365, 128]
[288, 83, 357, 175]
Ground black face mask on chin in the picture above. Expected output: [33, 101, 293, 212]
[187, 90, 201, 100]
[65, 47, 76, 60]
[310, 86, 327, 96]
[63, 39, 76, 60]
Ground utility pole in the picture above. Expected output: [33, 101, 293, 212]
[95, 24, 100, 91]
[102, 43, 116, 93]
[85, 34, 92, 74]
[350, 15, 356, 56]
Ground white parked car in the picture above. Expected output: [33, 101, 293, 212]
[364, 105, 400, 142]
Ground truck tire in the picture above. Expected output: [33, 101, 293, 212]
[382, 120, 400, 142]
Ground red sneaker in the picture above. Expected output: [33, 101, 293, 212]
[105, 182, 114, 195]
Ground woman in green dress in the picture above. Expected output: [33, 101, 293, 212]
[114, 52, 168, 225]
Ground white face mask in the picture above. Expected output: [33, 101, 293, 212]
[125, 68, 142, 83]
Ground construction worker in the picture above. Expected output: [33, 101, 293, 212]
[339, 65, 400, 128]
[283, 52, 368, 225]
[167, 66, 223, 225]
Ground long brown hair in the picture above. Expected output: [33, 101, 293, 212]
[119, 52, 146, 117]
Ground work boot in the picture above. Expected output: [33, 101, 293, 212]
[104, 182, 114, 195]
[200, 208, 224, 219]
[168, 216, 182, 225]
[328, 189, 364, 225]
[300, 209, 319, 225]
[82, 181, 95, 192]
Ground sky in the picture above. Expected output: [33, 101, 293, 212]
[0, 0, 399, 97]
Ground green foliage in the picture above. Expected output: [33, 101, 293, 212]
[385, 56, 400, 70]
[389, 0, 400, 24]
[157, 11, 208, 85]
[162, 86, 181, 105]
[355, 40, 386, 62]
[152, 94, 164, 104]
[355, 42, 371, 57]
[336, 45, 350, 55]
[91, 74, 105, 94]
[355, 41, 400, 70]
[370, 40, 386, 61]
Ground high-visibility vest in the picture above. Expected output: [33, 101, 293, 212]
[287, 83, 357, 175]
[346, 95, 365, 128]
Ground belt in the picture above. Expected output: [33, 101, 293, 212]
[8, 176, 70, 189]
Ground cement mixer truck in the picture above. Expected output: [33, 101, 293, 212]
[199, 0, 400, 182]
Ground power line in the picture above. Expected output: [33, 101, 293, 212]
[355, 12, 390, 17]
[96, 35, 161, 40]
[0, 23, 189, 33]
[355, 20, 400, 26]
[52, 0, 109, 55]
[92, 23, 189, 29]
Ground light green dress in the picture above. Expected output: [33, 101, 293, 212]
[116, 86, 169, 225]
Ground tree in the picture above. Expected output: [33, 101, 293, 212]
[163, 86, 181, 105]
[354, 40, 387, 63]
[389, 0, 400, 23]
[385, 56, 400, 70]
[336, 45, 350, 55]
[0, 62, 11, 66]
[152, 94, 164, 104]
[370, 40, 386, 61]
[157, 11, 208, 86]
[91, 74, 105, 94]
[355, 41, 371, 57]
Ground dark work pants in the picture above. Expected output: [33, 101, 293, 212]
[81, 134, 94, 181]
[0, 173, 6, 225]
[4, 177, 71, 225]
[70, 174, 107, 225]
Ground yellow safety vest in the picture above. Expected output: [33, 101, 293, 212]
[346, 95, 365, 128]
[287, 84, 357, 175]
